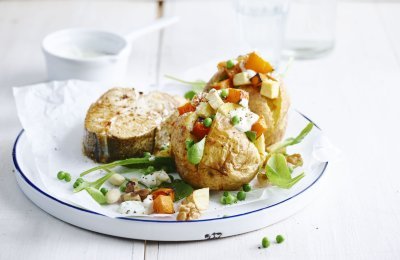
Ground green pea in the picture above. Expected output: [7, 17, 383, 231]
[231, 116, 240, 125]
[145, 166, 155, 174]
[100, 187, 108, 196]
[220, 196, 227, 205]
[143, 152, 151, 158]
[220, 88, 229, 99]
[243, 183, 251, 192]
[73, 181, 80, 188]
[57, 171, 65, 180]
[203, 117, 213, 128]
[262, 237, 270, 248]
[226, 59, 235, 69]
[184, 90, 197, 100]
[237, 191, 246, 201]
[276, 235, 284, 244]
[73, 178, 83, 188]
[64, 173, 71, 182]
[226, 193, 237, 204]
[225, 194, 234, 204]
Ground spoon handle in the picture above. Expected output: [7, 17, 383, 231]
[124, 16, 180, 42]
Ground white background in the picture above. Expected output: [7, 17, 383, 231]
[1, 0, 400, 259]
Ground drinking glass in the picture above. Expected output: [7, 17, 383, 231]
[234, 0, 291, 67]
[283, 0, 337, 59]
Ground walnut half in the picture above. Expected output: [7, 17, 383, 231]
[176, 202, 201, 221]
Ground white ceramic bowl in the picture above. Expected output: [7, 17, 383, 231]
[42, 28, 131, 82]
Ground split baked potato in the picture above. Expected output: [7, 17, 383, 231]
[83, 88, 184, 163]
[204, 52, 290, 146]
[171, 89, 266, 190]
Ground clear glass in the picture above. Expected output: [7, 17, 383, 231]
[234, 0, 290, 67]
[283, 0, 337, 59]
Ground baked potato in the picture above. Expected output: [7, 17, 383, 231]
[204, 52, 290, 147]
[83, 88, 184, 163]
[171, 89, 265, 190]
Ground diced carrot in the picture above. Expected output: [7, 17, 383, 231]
[251, 115, 268, 138]
[211, 79, 232, 90]
[153, 195, 175, 214]
[152, 188, 175, 202]
[245, 52, 274, 74]
[225, 88, 249, 104]
[219, 79, 233, 89]
[192, 121, 210, 140]
[178, 102, 196, 115]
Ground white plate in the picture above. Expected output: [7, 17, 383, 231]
[13, 110, 329, 241]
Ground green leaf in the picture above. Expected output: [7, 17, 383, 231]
[85, 187, 107, 204]
[160, 180, 194, 201]
[185, 139, 195, 150]
[268, 123, 314, 153]
[74, 170, 114, 193]
[265, 154, 304, 189]
[187, 138, 205, 165]
[80, 156, 176, 177]
[268, 153, 291, 179]
[245, 131, 257, 142]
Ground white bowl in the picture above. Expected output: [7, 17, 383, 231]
[42, 28, 132, 82]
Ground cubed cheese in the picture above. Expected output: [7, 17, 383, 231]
[196, 102, 214, 118]
[246, 69, 257, 78]
[260, 79, 280, 99]
[233, 72, 251, 86]
[206, 89, 224, 109]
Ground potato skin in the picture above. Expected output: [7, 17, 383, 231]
[241, 84, 290, 146]
[171, 112, 261, 191]
[205, 72, 290, 147]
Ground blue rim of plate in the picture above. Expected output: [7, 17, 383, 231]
[12, 112, 328, 223]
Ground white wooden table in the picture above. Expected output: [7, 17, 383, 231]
[1, 1, 400, 259]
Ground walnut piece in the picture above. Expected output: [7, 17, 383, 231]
[176, 202, 201, 221]
[286, 153, 303, 167]
[120, 192, 141, 202]
[125, 181, 137, 193]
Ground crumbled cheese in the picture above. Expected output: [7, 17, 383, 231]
[229, 108, 259, 132]
[118, 195, 154, 215]
[118, 201, 146, 215]
[239, 98, 249, 108]
[140, 170, 171, 187]
[142, 195, 154, 214]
